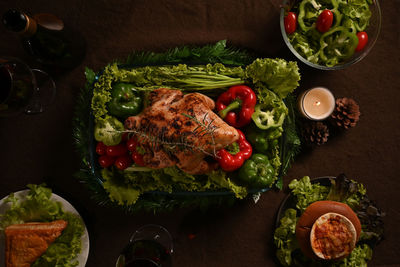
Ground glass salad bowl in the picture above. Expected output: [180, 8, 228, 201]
[280, 0, 381, 70]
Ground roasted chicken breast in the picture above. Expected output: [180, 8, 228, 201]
[125, 88, 239, 174]
[5, 220, 68, 267]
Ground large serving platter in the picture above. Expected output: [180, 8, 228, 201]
[73, 41, 301, 212]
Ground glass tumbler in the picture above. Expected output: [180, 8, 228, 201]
[0, 56, 56, 117]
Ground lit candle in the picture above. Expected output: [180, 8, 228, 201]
[298, 87, 335, 120]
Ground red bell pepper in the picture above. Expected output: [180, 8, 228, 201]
[216, 85, 257, 128]
[216, 129, 253, 172]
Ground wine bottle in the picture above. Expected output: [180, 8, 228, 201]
[2, 9, 86, 70]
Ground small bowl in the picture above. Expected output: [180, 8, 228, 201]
[280, 0, 381, 70]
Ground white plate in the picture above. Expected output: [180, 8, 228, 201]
[0, 190, 90, 267]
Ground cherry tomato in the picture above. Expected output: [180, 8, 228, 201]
[126, 137, 139, 152]
[284, 12, 297, 34]
[106, 143, 128, 157]
[98, 155, 115, 168]
[95, 142, 107, 155]
[132, 151, 145, 166]
[316, 10, 333, 33]
[114, 155, 132, 170]
[355, 31, 368, 52]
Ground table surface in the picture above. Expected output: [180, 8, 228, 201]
[1, 1, 399, 266]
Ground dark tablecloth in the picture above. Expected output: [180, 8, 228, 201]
[0, 0, 399, 266]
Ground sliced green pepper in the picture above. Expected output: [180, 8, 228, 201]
[238, 154, 275, 188]
[94, 116, 124, 146]
[108, 83, 143, 119]
[251, 103, 287, 130]
[342, 18, 357, 33]
[319, 26, 359, 65]
[298, 0, 322, 32]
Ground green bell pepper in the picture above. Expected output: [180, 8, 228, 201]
[246, 125, 282, 154]
[108, 83, 143, 119]
[94, 116, 124, 146]
[238, 154, 275, 188]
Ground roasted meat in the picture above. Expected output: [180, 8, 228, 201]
[5, 220, 68, 267]
[125, 88, 239, 174]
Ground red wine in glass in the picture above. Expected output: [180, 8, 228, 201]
[116, 225, 173, 267]
[123, 240, 172, 267]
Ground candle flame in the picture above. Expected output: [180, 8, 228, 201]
[314, 101, 321, 106]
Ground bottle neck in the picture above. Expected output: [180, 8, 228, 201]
[21, 14, 37, 37]
[2, 9, 38, 37]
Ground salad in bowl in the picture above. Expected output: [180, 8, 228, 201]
[280, 0, 381, 69]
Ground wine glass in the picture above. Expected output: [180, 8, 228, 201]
[0, 56, 56, 117]
[116, 224, 173, 267]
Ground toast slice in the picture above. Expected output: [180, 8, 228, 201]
[5, 220, 68, 267]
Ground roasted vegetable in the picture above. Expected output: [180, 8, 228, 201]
[238, 153, 275, 187]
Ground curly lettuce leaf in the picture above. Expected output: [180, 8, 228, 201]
[245, 58, 300, 99]
[102, 167, 248, 206]
[274, 208, 298, 266]
[333, 244, 372, 267]
[0, 184, 62, 228]
[326, 173, 366, 209]
[288, 176, 329, 212]
[207, 170, 247, 198]
[0, 185, 85, 267]
[32, 212, 85, 267]
[91, 65, 114, 121]
[340, 0, 372, 31]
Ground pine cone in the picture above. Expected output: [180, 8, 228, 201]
[331, 98, 361, 129]
[302, 121, 329, 145]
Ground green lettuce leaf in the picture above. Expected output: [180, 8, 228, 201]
[102, 167, 247, 206]
[274, 208, 298, 266]
[326, 173, 366, 209]
[245, 58, 300, 99]
[288, 176, 329, 212]
[333, 244, 372, 267]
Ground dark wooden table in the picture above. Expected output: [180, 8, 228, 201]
[1, 0, 399, 266]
